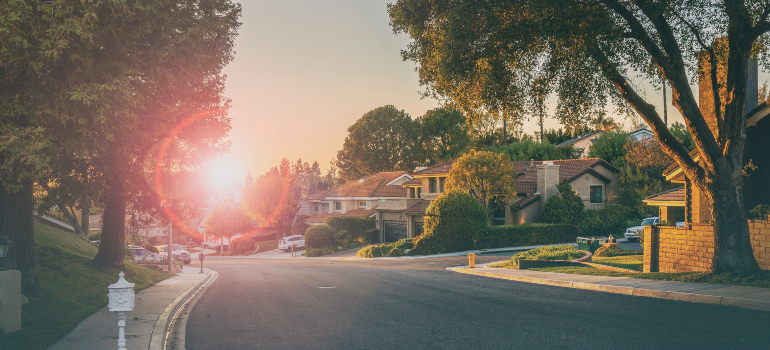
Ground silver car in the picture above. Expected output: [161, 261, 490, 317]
[625, 217, 684, 241]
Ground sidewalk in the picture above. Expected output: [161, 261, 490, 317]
[448, 264, 770, 312]
[48, 266, 216, 350]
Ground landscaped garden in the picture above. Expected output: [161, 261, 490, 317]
[304, 216, 377, 257]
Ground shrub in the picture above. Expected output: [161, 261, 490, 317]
[145, 244, 159, 253]
[508, 245, 587, 268]
[593, 245, 642, 257]
[749, 204, 770, 220]
[356, 245, 383, 258]
[413, 191, 487, 254]
[388, 248, 404, 257]
[579, 205, 634, 237]
[292, 215, 311, 236]
[539, 182, 585, 224]
[305, 247, 323, 257]
[326, 216, 376, 242]
[235, 238, 256, 254]
[476, 224, 580, 249]
[365, 228, 380, 244]
[305, 225, 335, 248]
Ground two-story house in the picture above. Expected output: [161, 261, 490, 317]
[302, 171, 414, 228]
[375, 158, 621, 242]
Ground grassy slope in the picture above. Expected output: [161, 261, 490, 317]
[0, 223, 169, 350]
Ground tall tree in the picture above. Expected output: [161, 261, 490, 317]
[445, 150, 518, 225]
[204, 200, 252, 251]
[418, 108, 471, 165]
[390, 0, 768, 272]
[336, 105, 420, 181]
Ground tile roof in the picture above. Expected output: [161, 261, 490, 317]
[644, 187, 685, 203]
[513, 193, 541, 209]
[413, 160, 456, 175]
[402, 178, 422, 186]
[513, 158, 619, 195]
[662, 149, 699, 176]
[404, 201, 430, 215]
[306, 171, 410, 200]
[304, 208, 377, 224]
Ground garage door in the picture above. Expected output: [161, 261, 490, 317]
[383, 220, 407, 242]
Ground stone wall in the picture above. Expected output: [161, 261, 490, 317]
[644, 220, 770, 273]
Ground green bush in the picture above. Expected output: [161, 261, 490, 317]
[235, 238, 256, 253]
[305, 247, 323, 257]
[292, 215, 311, 236]
[388, 247, 404, 257]
[539, 182, 585, 224]
[749, 204, 770, 220]
[326, 216, 376, 242]
[305, 225, 335, 248]
[365, 228, 380, 243]
[508, 245, 587, 268]
[593, 245, 642, 257]
[476, 224, 580, 249]
[356, 245, 383, 258]
[144, 244, 159, 253]
[579, 205, 634, 237]
[413, 191, 487, 254]
[89, 231, 102, 241]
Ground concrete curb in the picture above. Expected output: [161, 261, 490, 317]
[148, 270, 217, 350]
[447, 266, 770, 312]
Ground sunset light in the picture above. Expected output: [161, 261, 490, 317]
[206, 155, 243, 192]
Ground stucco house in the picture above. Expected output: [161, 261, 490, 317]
[302, 171, 414, 227]
[557, 131, 603, 158]
[375, 158, 620, 242]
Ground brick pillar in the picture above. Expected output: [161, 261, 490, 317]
[643, 226, 659, 273]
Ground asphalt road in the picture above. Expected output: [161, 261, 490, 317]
[186, 257, 770, 350]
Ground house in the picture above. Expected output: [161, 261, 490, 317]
[557, 131, 603, 158]
[376, 158, 620, 241]
[627, 124, 655, 142]
[302, 171, 414, 230]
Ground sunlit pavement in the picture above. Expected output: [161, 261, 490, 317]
[185, 257, 770, 350]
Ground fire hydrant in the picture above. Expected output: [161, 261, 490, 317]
[467, 253, 476, 268]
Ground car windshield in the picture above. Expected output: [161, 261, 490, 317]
[641, 219, 657, 226]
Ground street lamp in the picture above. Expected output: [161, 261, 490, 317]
[0, 236, 12, 270]
[108, 272, 135, 350]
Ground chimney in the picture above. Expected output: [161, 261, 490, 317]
[698, 37, 758, 140]
[536, 161, 560, 205]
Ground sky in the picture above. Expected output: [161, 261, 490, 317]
[212, 0, 702, 188]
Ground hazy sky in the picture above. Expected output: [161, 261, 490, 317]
[215, 0, 693, 187]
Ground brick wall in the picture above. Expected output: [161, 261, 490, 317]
[643, 220, 770, 273]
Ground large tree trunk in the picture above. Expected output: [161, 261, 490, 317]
[60, 203, 88, 239]
[93, 183, 126, 267]
[705, 163, 760, 273]
[0, 179, 41, 296]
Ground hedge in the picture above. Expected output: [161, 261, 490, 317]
[325, 216, 375, 243]
[234, 238, 256, 254]
[475, 224, 580, 249]
[578, 205, 634, 238]
[305, 225, 335, 248]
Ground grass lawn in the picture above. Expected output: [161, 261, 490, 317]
[522, 254, 770, 288]
[0, 223, 170, 350]
[487, 245, 587, 268]
[254, 239, 279, 253]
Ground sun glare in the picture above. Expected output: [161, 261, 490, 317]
[207, 155, 242, 192]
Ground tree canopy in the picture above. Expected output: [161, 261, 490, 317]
[418, 108, 471, 165]
[445, 150, 517, 224]
[204, 201, 252, 244]
[390, 0, 770, 272]
[488, 139, 581, 162]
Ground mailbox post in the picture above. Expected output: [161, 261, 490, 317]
[108, 272, 135, 350]
[199, 252, 205, 273]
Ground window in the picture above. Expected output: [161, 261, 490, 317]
[335, 201, 341, 211]
[409, 188, 416, 198]
[359, 201, 367, 208]
[416, 187, 422, 198]
[439, 177, 445, 192]
[590, 186, 603, 204]
[429, 178, 438, 193]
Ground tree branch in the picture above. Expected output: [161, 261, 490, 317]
[593, 49, 705, 187]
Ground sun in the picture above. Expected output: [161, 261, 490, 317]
[206, 155, 242, 192]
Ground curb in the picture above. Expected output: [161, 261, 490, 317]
[447, 266, 770, 312]
[148, 270, 218, 350]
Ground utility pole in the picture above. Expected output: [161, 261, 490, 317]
[663, 79, 668, 126]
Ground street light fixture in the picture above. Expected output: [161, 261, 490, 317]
[0, 236, 12, 270]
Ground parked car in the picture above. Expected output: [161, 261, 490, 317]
[278, 235, 305, 252]
[624, 217, 684, 241]
[156, 244, 192, 264]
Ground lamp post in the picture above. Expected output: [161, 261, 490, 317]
[108, 272, 135, 350]
[0, 236, 12, 270]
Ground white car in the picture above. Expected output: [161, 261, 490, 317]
[624, 217, 684, 241]
[278, 235, 305, 252]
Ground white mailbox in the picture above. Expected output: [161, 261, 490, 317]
[108, 272, 135, 350]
